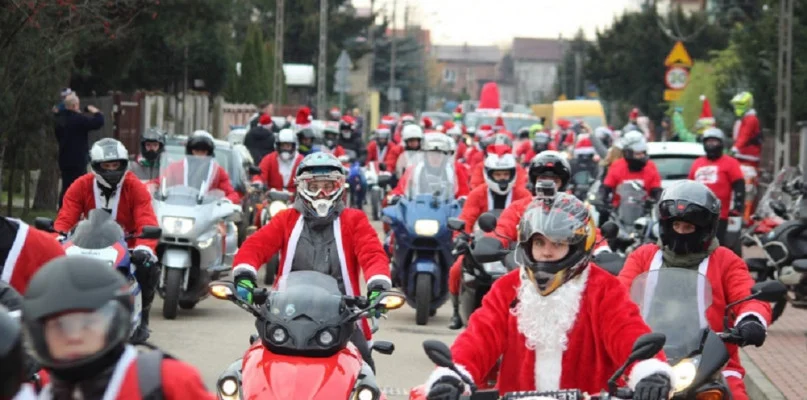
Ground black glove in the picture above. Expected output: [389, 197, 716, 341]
[452, 235, 469, 254]
[427, 375, 463, 400]
[633, 373, 671, 400]
[131, 249, 155, 268]
[737, 316, 767, 347]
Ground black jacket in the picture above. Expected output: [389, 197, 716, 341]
[339, 135, 366, 165]
[244, 125, 276, 164]
[54, 110, 104, 169]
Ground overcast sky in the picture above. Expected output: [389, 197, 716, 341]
[352, 0, 642, 46]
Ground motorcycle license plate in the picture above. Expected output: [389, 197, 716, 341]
[727, 216, 743, 233]
[502, 389, 582, 400]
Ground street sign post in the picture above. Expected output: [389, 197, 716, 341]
[387, 87, 401, 102]
[663, 41, 693, 102]
[334, 49, 353, 109]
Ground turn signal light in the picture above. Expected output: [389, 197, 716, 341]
[695, 389, 723, 400]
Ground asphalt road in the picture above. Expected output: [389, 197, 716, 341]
[147, 220, 459, 399]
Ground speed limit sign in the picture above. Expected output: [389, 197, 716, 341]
[665, 66, 690, 90]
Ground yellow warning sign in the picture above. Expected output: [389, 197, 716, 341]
[664, 89, 683, 102]
[664, 41, 693, 67]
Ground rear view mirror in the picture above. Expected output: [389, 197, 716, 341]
[750, 280, 787, 302]
[770, 200, 787, 218]
[139, 226, 162, 239]
[248, 165, 261, 176]
[447, 218, 466, 232]
[423, 340, 454, 369]
[477, 213, 498, 233]
[601, 221, 619, 239]
[372, 340, 395, 355]
[34, 217, 55, 233]
[268, 190, 292, 203]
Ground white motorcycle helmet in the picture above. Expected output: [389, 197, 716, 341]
[295, 152, 346, 218]
[276, 129, 297, 161]
[423, 132, 452, 154]
[484, 152, 518, 195]
[402, 124, 424, 151]
[90, 138, 129, 189]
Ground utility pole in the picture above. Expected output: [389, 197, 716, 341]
[272, 0, 284, 106]
[365, 0, 376, 137]
[774, 0, 793, 171]
[317, 0, 328, 119]
[389, 0, 398, 113]
[559, 34, 566, 99]
[574, 44, 583, 98]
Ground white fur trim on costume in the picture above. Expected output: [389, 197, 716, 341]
[367, 275, 392, 288]
[736, 312, 768, 330]
[1, 219, 28, 284]
[425, 364, 473, 394]
[592, 245, 612, 256]
[233, 263, 258, 279]
[628, 358, 675, 390]
[133, 245, 157, 261]
[722, 370, 743, 380]
[514, 267, 589, 391]
[12, 383, 36, 400]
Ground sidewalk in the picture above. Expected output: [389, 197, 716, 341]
[742, 305, 807, 400]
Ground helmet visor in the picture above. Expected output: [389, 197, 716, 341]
[658, 200, 715, 229]
[35, 301, 127, 366]
[518, 200, 591, 246]
[297, 173, 345, 199]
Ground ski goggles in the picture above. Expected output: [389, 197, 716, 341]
[298, 174, 345, 198]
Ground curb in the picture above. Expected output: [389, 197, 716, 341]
[740, 349, 786, 400]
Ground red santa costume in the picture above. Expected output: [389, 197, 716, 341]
[159, 158, 242, 203]
[1, 218, 65, 294]
[55, 172, 158, 253]
[426, 266, 672, 394]
[465, 124, 494, 169]
[259, 151, 304, 192]
[731, 110, 761, 169]
[38, 345, 214, 400]
[618, 244, 772, 400]
[602, 158, 662, 207]
[552, 119, 575, 150]
[573, 133, 595, 158]
[232, 207, 390, 340]
[469, 159, 528, 189]
[367, 127, 403, 171]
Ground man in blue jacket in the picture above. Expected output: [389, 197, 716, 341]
[54, 94, 104, 208]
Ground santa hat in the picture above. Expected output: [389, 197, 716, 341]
[376, 124, 391, 134]
[697, 95, 716, 127]
[455, 105, 463, 114]
[629, 108, 640, 121]
[295, 107, 312, 128]
[341, 115, 355, 125]
[381, 115, 396, 126]
[556, 119, 571, 130]
[493, 116, 505, 132]
[401, 113, 415, 122]
[476, 124, 493, 139]
[442, 120, 455, 133]
[258, 114, 272, 126]
[421, 117, 433, 130]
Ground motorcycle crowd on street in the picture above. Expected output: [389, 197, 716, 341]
[2, 95, 807, 400]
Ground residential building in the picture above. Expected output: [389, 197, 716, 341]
[433, 44, 501, 99]
[510, 37, 566, 105]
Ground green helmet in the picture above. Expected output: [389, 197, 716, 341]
[528, 123, 544, 138]
[731, 92, 753, 117]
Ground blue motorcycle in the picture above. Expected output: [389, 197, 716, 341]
[382, 166, 461, 325]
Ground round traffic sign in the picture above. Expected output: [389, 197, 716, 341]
[665, 66, 690, 90]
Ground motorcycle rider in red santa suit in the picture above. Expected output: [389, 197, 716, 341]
[366, 124, 403, 179]
[618, 181, 770, 400]
[22, 256, 213, 400]
[468, 134, 528, 189]
[446, 150, 531, 329]
[258, 128, 304, 192]
[389, 133, 470, 199]
[601, 132, 663, 209]
[0, 216, 65, 294]
[54, 138, 158, 344]
[161, 131, 242, 203]
[395, 124, 425, 177]
[425, 194, 673, 400]
[231, 152, 391, 372]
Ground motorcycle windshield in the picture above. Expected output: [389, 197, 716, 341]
[629, 268, 712, 363]
[69, 209, 124, 249]
[405, 153, 455, 202]
[157, 153, 225, 205]
[755, 166, 801, 220]
[266, 271, 346, 350]
[616, 181, 646, 231]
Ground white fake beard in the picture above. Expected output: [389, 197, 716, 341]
[512, 267, 589, 353]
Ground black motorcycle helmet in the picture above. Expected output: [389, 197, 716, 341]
[533, 132, 552, 154]
[140, 127, 165, 162]
[186, 130, 215, 157]
[296, 128, 316, 152]
[657, 181, 721, 255]
[0, 305, 24, 399]
[22, 256, 132, 382]
[528, 151, 571, 192]
[517, 127, 530, 140]
[702, 128, 725, 160]
[323, 125, 339, 149]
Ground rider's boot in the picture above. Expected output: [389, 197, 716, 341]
[448, 294, 463, 330]
[131, 265, 159, 344]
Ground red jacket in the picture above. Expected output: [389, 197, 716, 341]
[469, 162, 528, 189]
[618, 244, 772, 386]
[553, 129, 575, 150]
[40, 346, 213, 399]
[465, 146, 484, 170]
[455, 141, 468, 163]
[1, 219, 65, 294]
[160, 159, 242, 203]
[425, 267, 668, 394]
[458, 185, 531, 234]
[232, 208, 390, 340]
[602, 158, 662, 207]
[258, 152, 303, 192]
[689, 155, 745, 219]
[366, 140, 403, 170]
[514, 140, 557, 164]
[55, 173, 158, 252]
[732, 112, 761, 163]
[390, 164, 470, 199]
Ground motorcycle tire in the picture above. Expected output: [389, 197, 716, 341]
[162, 268, 183, 320]
[263, 255, 279, 285]
[371, 190, 381, 221]
[415, 274, 432, 326]
[179, 300, 197, 310]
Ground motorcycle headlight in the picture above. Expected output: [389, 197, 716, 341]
[483, 262, 507, 275]
[270, 326, 288, 344]
[198, 235, 214, 249]
[353, 385, 380, 400]
[219, 377, 239, 399]
[414, 219, 440, 236]
[269, 200, 288, 217]
[317, 328, 338, 346]
[162, 217, 194, 235]
[672, 357, 699, 393]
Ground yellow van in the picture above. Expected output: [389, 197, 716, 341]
[552, 100, 607, 129]
[530, 104, 553, 125]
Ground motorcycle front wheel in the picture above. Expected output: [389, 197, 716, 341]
[162, 268, 183, 320]
[415, 274, 432, 325]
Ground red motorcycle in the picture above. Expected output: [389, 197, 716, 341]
[208, 271, 405, 400]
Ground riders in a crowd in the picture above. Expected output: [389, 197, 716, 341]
[395, 124, 425, 177]
[390, 133, 470, 200]
[258, 128, 304, 192]
[338, 116, 367, 165]
[160, 131, 242, 203]
[366, 124, 403, 173]
[601, 131, 663, 209]
[468, 134, 528, 189]
[730, 91, 761, 169]
[130, 127, 165, 181]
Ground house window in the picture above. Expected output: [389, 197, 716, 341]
[443, 69, 457, 83]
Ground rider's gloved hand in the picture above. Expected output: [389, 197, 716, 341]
[452, 236, 469, 254]
[427, 375, 464, 400]
[367, 279, 392, 317]
[633, 372, 671, 400]
[235, 278, 256, 304]
[131, 248, 156, 268]
[737, 315, 767, 347]
[387, 194, 401, 205]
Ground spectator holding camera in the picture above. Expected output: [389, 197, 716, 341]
[54, 94, 104, 208]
